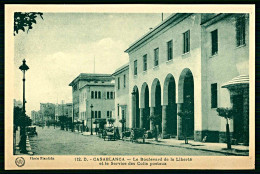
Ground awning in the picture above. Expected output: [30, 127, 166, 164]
[222, 75, 249, 88]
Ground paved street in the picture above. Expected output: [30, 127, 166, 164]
[29, 126, 225, 156]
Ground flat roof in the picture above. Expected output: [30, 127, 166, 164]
[69, 73, 114, 86]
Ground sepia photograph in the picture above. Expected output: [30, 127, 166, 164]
[5, 4, 255, 170]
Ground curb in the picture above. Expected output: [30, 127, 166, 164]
[123, 138, 248, 156]
[25, 135, 34, 155]
[151, 142, 248, 156]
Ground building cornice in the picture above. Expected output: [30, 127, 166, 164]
[112, 64, 129, 76]
[79, 83, 115, 90]
[125, 13, 192, 54]
[200, 13, 233, 27]
[69, 73, 114, 86]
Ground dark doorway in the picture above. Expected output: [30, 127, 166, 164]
[167, 77, 177, 136]
[232, 95, 244, 143]
[155, 81, 162, 133]
[183, 71, 194, 138]
[144, 85, 150, 130]
[135, 88, 140, 128]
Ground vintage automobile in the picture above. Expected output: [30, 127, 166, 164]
[130, 128, 146, 143]
[26, 126, 38, 136]
[103, 127, 120, 141]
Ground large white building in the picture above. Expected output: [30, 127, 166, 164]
[124, 13, 249, 144]
[69, 73, 115, 130]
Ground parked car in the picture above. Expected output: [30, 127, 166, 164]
[26, 126, 38, 136]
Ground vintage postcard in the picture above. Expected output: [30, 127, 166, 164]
[5, 4, 255, 170]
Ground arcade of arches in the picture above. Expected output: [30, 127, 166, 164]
[131, 69, 194, 139]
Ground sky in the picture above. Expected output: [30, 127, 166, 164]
[14, 13, 171, 116]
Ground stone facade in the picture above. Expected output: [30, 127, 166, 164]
[124, 13, 249, 143]
[55, 102, 73, 121]
[31, 110, 40, 124]
[112, 64, 130, 132]
[40, 103, 55, 122]
[69, 73, 115, 131]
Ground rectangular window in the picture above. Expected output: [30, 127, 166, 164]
[143, 54, 147, 71]
[110, 111, 112, 118]
[167, 40, 173, 60]
[107, 92, 110, 99]
[118, 77, 120, 90]
[98, 91, 101, 99]
[123, 74, 126, 88]
[236, 15, 246, 47]
[95, 91, 97, 99]
[211, 29, 218, 55]
[91, 111, 94, 118]
[117, 104, 119, 117]
[110, 92, 113, 99]
[134, 60, 137, 75]
[95, 111, 97, 118]
[122, 109, 125, 119]
[183, 30, 190, 54]
[107, 111, 109, 118]
[154, 48, 159, 66]
[91, 91, 94, 99]
[98, 111, 101, 118]
[211, 83, 218, 108]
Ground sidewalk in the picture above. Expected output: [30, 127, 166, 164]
[133, 137, 249, 156]
[77, 130, 249, 156]
[79, 130, 249, 155]
[14, 129, 34, 155]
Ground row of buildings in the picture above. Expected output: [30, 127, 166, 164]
[31, 102, 72, 125]
[69, 13, 249, 145]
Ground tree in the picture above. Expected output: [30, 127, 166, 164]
[13, 106, 32, 153]
[14, 12, 43, 36]
[216, 107, 233, 149]
[107, 118, 115, 126]
[119, 118, 126, 133]
[59, 116, 67, 130]
[177, 110, 193, 144]
[148, 113, 161, 141]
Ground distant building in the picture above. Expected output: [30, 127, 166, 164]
[125, 13, 249, 144]
[14, 99, 22, 108]
[69, 73, 115, 130]
[112, 63, 130, 132]
[40, 103, 55, 122]
[31, 110, 40, 124]
[55, 102, 73, 121]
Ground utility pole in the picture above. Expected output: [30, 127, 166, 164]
[162, 13, 164, 21]
[94, 56, 95, 73]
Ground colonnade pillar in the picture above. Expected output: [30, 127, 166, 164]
[131, 94, 136, 128]
[150, 107, 155, 131]
[177, 103, 183, 140]
[140, 108, 144, 128]
[162, 105, 167, 138]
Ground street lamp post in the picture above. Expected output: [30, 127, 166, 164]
[90, 104, 93, 135]
[19, 59, 29, 153]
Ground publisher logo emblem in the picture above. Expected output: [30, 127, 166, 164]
[15, 157, 25, 167]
